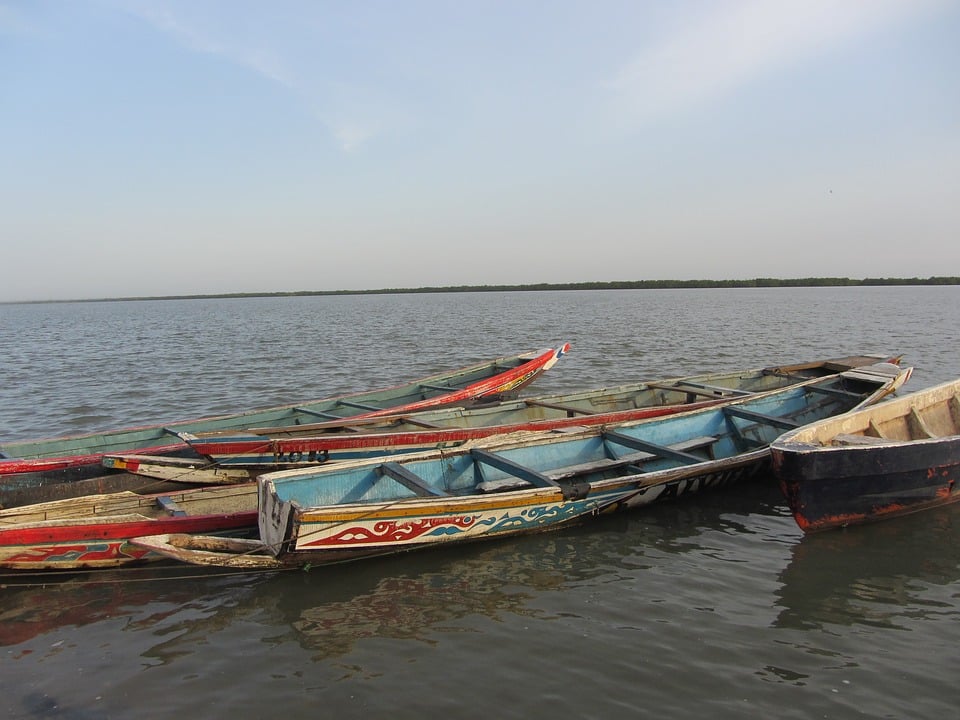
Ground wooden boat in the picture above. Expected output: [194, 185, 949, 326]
[131, 361, 911, 570]
[109, 354, 903, 484]
[771, 378, 960, 532]
[0, 484, 259, 570]
[0, 343, 569, 508]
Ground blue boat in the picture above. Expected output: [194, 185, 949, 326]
[132, 361, 912, 569]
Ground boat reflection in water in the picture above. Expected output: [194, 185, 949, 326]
[773, 504, 960, 631]
[0, 566, 276, 651]
[274, 479, 790, 661]
[1, 479, 779, 662]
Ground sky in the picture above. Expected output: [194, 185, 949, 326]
[1, 0, 958, 302]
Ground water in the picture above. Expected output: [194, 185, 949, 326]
[1, 287, 958, 719]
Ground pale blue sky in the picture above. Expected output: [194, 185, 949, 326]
[2, 0, 958, 301]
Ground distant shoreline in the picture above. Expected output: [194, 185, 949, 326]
[6, 276, 959, 305]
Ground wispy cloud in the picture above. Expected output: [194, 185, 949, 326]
[114, 0, 386, 151]
[116, 0, 296, 88]
[606, 0, 949, 125]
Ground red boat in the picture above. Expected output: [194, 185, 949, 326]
[0, 344, 569, 507]
[0, 484, 259, 570]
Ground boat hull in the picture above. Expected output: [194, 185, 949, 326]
[774, 438, 960, 532]
[274, 486, 633, 560]
[173, 355, 906, 474]
[0, 485, 259, 570]
[125, 361, 912, 571]
[0, 345, 568, 506]
[772, 377, 960, 532]
[254, 363, 911, 565]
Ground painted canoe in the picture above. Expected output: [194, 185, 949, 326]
[0, 343, 569, 507]
[0, 484, 259, 570]
[771, 377, 960, 532]
[131, 361, 912, 570]
[111, 354, 904, 483]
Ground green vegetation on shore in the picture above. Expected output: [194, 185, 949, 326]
[9, 276, 960, 304]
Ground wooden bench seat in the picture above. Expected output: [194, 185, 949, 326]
[523, 399, 597, 416]
[156, 496, 187, 516]
[475, 435, 718, 491]
[379, 462, 449, 497]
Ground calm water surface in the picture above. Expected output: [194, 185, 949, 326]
[1, 288, 959, 719]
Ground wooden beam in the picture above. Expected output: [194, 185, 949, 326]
[419, 382, 455, 392]
[523, 399, 596, 416]
[470, 449, 560, 489]
[337, 400, 385, 412]
[723, 405, 800, 429]
[603, 431, 708, 464]
[378, 462, 448, 497]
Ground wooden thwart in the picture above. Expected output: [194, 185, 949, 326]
[156, 496, 186, 516]
[908, 407, 936, 438]
[645, 381, 750, 399]
[603, 430, 711, 464]
[470, 448, 561, 489]
[470, 436, 721, 490]
[337, 400, 386, 412]
[523, 399, 597, 416]
[804, 384, 862, 400]
[722, 406, 801, 430]
[378, 462, 449, 497]
[419, 382, 456, 392]
[292, 407, 343, 420]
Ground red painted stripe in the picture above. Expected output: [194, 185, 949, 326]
[0, 511, 257, 545]
[191, 398, 723, 458]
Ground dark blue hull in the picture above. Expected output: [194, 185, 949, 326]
[774, 436, 960, 531]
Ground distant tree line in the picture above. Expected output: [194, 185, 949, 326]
[298, 276, 960, 295]
[10, 276, 960, 304]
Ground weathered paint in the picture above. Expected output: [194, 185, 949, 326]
[245, 363, 912, 566]
[0, 485, 259, 570]
[185, 355, 909, 471]
[126, 361, 911, 571]
[0, 344, 569, 505]
[772, 378, 960, 532]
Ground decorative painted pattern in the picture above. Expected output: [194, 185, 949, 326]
[295, 500, 598, 551]
[0, 541, 151, 568]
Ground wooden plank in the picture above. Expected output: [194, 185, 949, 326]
[292, 408, 344, 421]
[336, 400, 385, 412]
[949, 395, 960, 427]
[389, 416, 445, 429]
[545, 453, 650, 481]
[103, 455, 254, 484]
[644, 382, 725, 399]
[868, 419, 888, 439]
[804, 384, 862, 399]
[156, 496, 187, 516]
[523, 399, 597, 416]
[670, 381, 752, 396]
[378, 462, 449, 497]
[908, 407, 936, 438]
[419, 382, 455, 392]
[547, 436, 718, 481]
[603, 431, 710, 464]
[722, 406, 801, 430]
[293, 407, 345, 420]
[470, 449, 560, 489]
